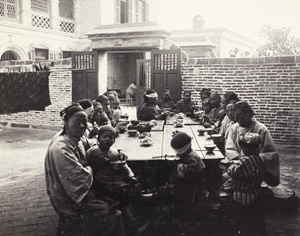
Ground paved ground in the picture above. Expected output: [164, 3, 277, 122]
[0, 106, 299, 235]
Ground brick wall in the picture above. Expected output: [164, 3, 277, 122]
[181, 56, 300, 146]
[0, 59, 72, 130]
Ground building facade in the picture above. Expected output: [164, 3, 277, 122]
[0, 1, 257, 99]
[0, 0, 150, 63]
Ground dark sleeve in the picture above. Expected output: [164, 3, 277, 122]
[138, 105, 156, 121]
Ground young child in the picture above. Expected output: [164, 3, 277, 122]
[221, 132, 265, 205]
[87, 102, 110, 139]
[141, 131, 206, 205]
[112, 101, 122, 121]
[87, 125, 140, 205]
[139, 132, 206, 234]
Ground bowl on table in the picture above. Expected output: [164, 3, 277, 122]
[205, 128, 213, 136]
[204, 144, 217, 154]
[211, 134, 222, 141]
[130, 120, 140, 126]
[136, 124, 152, 133]
[118, 126, 126, 133]
[119, 114, 129, 120]
[197, 128, 206, 136]
[128, 130, 138, 137]
[110, 160, 126, 170]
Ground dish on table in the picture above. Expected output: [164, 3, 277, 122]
[128, 130, 138, 137]
[197, 128, 206, 135]
[140, 137, 153, 147]
[204, 144, 217, 153]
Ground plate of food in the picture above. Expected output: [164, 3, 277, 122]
[174, 122, 183, 128]
[140, 137, 153, 147]
[139, 132, 151, 139]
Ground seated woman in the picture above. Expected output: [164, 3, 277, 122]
[45, 103, 126, 236]
[217, 103, 236, 155]
[175, 90, 195, 114]
[199, 98, 214, 126]
[199, 88, 211, 109]
[137, 89, 167, 121]
[225, 101, 280, 187]
[87, 125, 141, 206]
[157, 90, 176, 110]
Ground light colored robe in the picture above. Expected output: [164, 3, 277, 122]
[45, 134, 99, 216]
[225, 119, 280, 186]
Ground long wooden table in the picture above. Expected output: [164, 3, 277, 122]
[114, 120, 224, 160]
[114, 131, 163, 160]
[114, 116, 224, 189]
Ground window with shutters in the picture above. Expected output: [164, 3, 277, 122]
[63, 51, 72, 59]
[135, 0, 148, 23]
[35, 48, 49, 61]
[31, 0, 48, 12]
[116, 0, 135, 24]
[59, 0, 73, 19]
[0, 0, 17, 21]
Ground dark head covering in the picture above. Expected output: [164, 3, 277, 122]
[77, 99, 93, 110]
[183, 90, 192, 96]
[77, 99, 93, 117]
[93, 101, 103, 109]
[171, 132, 192, 155]
[223, 91, 240, 105]
[234, 101, 254, 116]
[60, 103, 84, 122]
[60, 103, 85, 135]
[200, 88, 211, 97]
[96, 95, 109, 104]
[97, 125, 117, 139]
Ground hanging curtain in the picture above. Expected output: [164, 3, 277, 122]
[0, 72, 51, 114]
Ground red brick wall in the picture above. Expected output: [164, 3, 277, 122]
[0, 59, 72, 130]
[181, 56, 300, 146]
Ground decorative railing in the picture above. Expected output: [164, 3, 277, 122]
[31, 14, 50, 29]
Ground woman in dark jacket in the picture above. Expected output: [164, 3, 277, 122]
[137, 89, 167, 121]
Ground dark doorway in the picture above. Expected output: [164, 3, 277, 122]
[72, 51, 98, 101]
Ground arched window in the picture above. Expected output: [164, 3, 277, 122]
[0, 50, 19, 61]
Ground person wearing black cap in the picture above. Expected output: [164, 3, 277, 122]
[140, 131, 206, 234]
[45, 104, 126, 236]
[137, 89, 168, 121]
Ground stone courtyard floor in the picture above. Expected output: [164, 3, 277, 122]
[0, 106, 299, 235]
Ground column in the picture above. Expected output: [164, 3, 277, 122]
[19, 0, 31, 26]
[73, 0, 80, 33]
[49, 0, 60, 30]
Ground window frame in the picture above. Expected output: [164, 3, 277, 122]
[34, 48, 49, 61]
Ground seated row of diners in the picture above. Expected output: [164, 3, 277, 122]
[45, 88, 279, 236]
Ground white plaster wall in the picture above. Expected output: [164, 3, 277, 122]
[98, 51, 108, 95]
[0, 22, 91, 60]
[100, 0, 115, 25]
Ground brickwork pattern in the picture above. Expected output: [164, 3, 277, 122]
[181, 56, 300, 146]
[0, 59, 73, 130]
